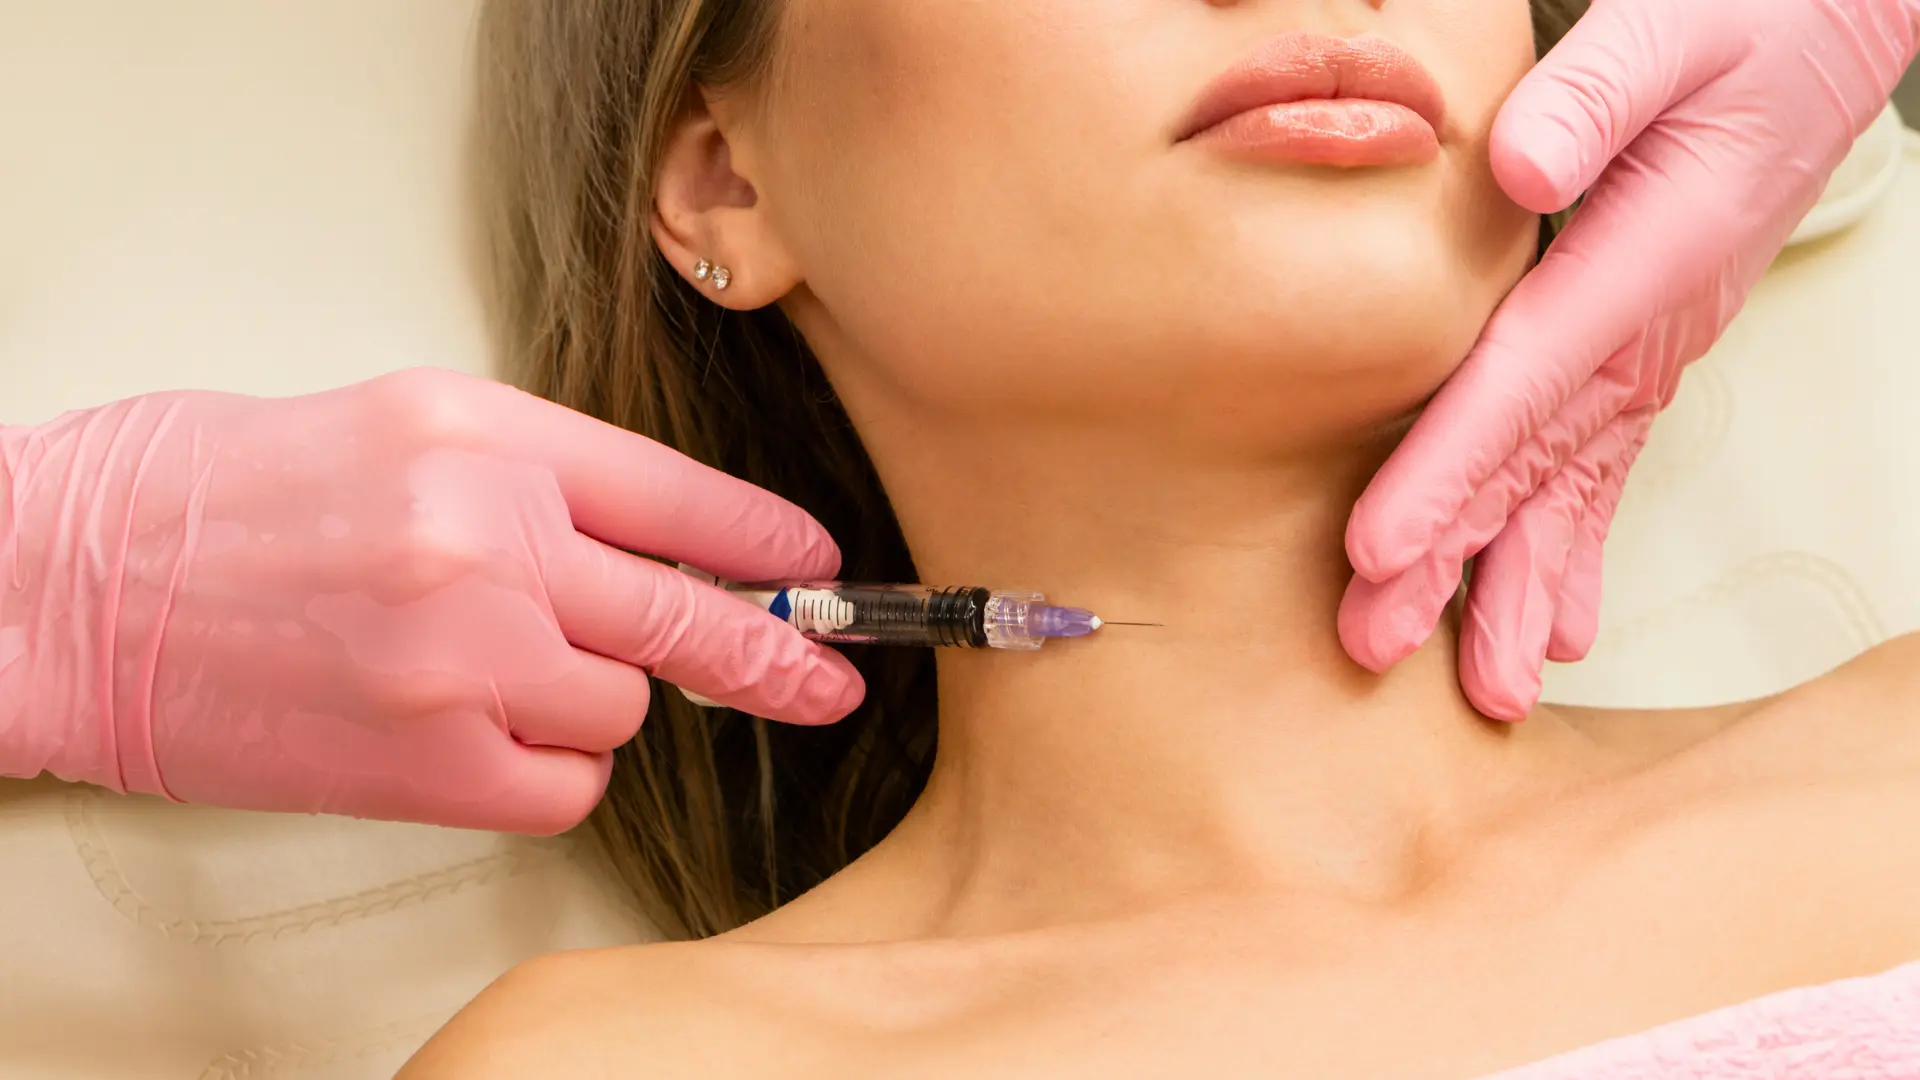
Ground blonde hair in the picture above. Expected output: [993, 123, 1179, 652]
[478, 0, 1593, 939]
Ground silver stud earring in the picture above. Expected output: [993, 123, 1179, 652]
[693, 258, 731, 291]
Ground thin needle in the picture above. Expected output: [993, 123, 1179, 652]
[1090, 618, 1164, 628]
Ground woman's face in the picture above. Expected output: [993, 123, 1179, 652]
[728, 0, 1541, 448]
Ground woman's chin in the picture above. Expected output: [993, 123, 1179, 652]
[1133, 327, 1474, 455]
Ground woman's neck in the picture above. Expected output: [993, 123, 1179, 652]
[831, 415, 1612, 936]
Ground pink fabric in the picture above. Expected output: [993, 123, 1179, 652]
[1482, 963, 1920, 1079]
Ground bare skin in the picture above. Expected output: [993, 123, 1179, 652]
[402, 633, 1920, 1080]
[408, 1, 1920, 1075]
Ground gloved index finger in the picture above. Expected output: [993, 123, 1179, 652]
[545, 531, 864, 726]
[478, 379, 842, 583]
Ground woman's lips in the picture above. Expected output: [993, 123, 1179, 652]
[1201, 99, 1437, 167]
[1179, 32, 1447, 168]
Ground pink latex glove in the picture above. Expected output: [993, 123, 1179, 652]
[0, 368, 862, 834]
[1341, 0, 1919, 719]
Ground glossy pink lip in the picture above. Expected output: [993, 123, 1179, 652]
[1178, 32, 1447, 168]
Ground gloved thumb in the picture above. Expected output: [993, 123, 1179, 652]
[1491, 0, 1732, 214]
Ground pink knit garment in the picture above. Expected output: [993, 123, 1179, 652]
[1482, 963, 1920, 1079]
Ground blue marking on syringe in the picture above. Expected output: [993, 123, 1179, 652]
[768, 589, 792, 622]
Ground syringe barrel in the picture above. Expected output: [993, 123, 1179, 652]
[670, 572, 1062, 707]
[678, 566, 1057, 652]
[724, 582, 997, 648]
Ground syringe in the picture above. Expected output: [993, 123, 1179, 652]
[675, 568, 1158, 707]
[681, 569, 1109, 650]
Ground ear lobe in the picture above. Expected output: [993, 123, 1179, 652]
[651, 92, 803, 310]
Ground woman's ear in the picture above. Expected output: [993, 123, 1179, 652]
[651, 90, 802, 310]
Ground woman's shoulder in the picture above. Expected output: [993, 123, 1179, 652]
[1563, 631, 1920, 768]
[398, 907, 998, 1077]
[1528, 633, 1920, 977]
[1556, 631, 1920, 872]
[397, 938, 792, 1079]
[1585, 630, 1920, 801]
[1596, 630, 1920, 881]
[1733, 630, 1920, 759]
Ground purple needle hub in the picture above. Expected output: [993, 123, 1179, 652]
[1030, 604, 1102, 639]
